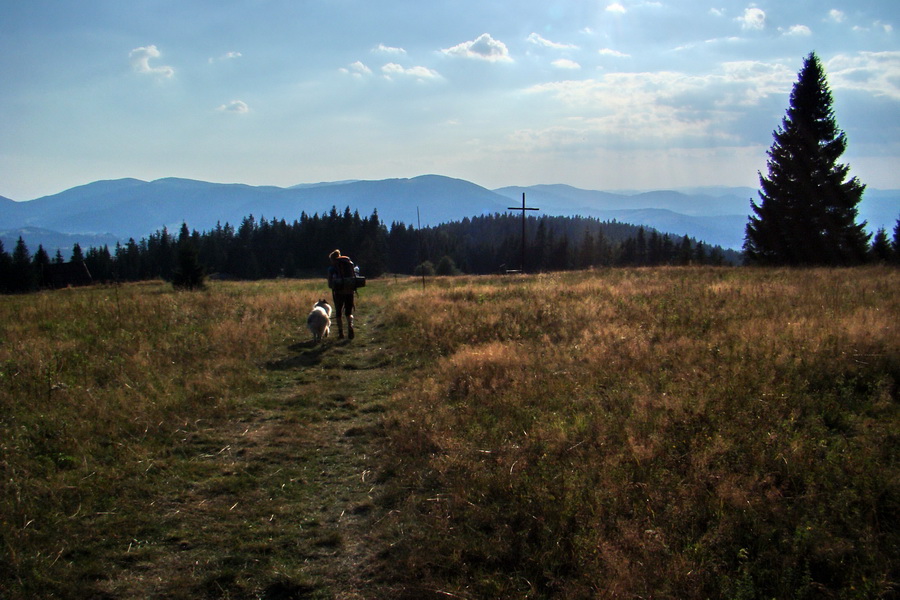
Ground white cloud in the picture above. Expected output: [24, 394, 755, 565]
[129, 45, 174, 78]
[606, 3, 627, 14]
[599, 48, 630, 58]
[737, 7, 766, 31]
[719, 60, 795, 103]
[849, 21, 892, 34]
[782, 24, 812, 36]
[827, 51, 900, 100]
[710, 8, 726, 18]
[381, 63, 442, 81]
[217, 100, 249, 114]
[442, 33, 512, 62]
[828, 9, 845, 23]
[527, 32, 578, 50]
[340, 61, 373, 78]
[373, 43, 406, 55]
[522, 61, 798, 147]
[209, 51, 242, 64]
[675, 36, 742, 52]
[552, 59, 581, 70]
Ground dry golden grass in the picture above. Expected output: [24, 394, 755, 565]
[378, 267, 899, 599]
[0, 280, 331, 597]
[2, 269, 897, 599]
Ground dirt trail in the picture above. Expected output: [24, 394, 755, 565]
[100, 307, 401, 599]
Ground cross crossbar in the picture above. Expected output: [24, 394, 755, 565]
[507, 193, 540, 273]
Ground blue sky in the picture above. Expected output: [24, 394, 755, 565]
[1, 0, 898, 200]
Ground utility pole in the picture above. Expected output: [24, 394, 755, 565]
[508, 192, 540, 273]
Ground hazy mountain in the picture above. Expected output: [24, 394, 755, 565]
[858, 190, 900, 234]
[288, 180, 361, 189]
[496, 184, 899, 249]
[2, 175, 507, 240]
[0, 227, 120, 256]
[494, 185, 752, 248]
[494, 185, 752, 217]
[2, 175, 896, 254]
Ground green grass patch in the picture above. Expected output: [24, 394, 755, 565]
[0, 278, 403, 598]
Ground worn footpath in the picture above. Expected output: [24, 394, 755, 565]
[98, 305, 403, 599]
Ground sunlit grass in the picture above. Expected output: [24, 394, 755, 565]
[0, 279, 329, 596]
[379, 267, 899, 598]
[2, 269, 897, 599]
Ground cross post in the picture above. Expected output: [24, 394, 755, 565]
[507, 192, 540, 273]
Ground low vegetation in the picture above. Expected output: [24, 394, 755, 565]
[377, 267, 898, 598]
[1, 268, 897, 599]
[0, 280, 368, 598]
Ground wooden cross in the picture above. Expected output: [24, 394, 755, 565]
[507, 192, 540, 273]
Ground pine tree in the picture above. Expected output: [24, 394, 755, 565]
[33, 245, 50, 288]
[869, 228, 892, 263]
[678, 236, 694, 265]
[11, 237, 34, 292]
[0, 240, 12, 293]
[172, 241, 206, 290]
[71, 243, 84, 263]
[635, 227, 647, 265]
[578, 229, 595, 269]
[172, 224, 206, 290]
[893, 217, 900, 265]
[745, 52, 870, 265]
[85, 246, 113, 281]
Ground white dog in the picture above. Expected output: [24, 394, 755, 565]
[306, 299, 332, 344]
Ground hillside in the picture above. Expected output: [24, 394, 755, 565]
[2, 175, 897, 255]
[493, 184, 751, 216]
[0, 175, 509, 242]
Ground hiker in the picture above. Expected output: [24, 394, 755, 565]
[327, 249, 357, 339]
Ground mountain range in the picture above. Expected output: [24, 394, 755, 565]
[1, 175, 897, 255]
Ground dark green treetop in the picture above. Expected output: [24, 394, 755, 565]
[744, 52, 870, 265]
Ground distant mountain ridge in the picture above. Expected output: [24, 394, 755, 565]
[2, 175, 897, 255]
[0, 175, 507, 237]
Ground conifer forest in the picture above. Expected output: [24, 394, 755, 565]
[1, 209, 743, 293]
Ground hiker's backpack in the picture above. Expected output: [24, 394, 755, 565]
[330, 256, 366, 292]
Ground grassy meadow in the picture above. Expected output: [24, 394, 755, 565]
[1, 268, 898, 599]
[0, 279, 382, 598]
[377, 267, 899, 599]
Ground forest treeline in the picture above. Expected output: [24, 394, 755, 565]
[2, 208, 744, 292]
[1, 205, 896, 293]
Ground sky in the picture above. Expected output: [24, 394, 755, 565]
[1, 0, 899, 201]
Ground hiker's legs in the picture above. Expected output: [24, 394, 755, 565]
[332, 292, 354, 339]
[346, 296, 355, 339]
[332, 292, 347, 338]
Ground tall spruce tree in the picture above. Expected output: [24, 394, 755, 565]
[33, 245, 50, 288]
[11, 237, 34, 292]
[172, 223, 206, 290]
[870, 228, 893, 263]
[745, 52, 870, 265]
